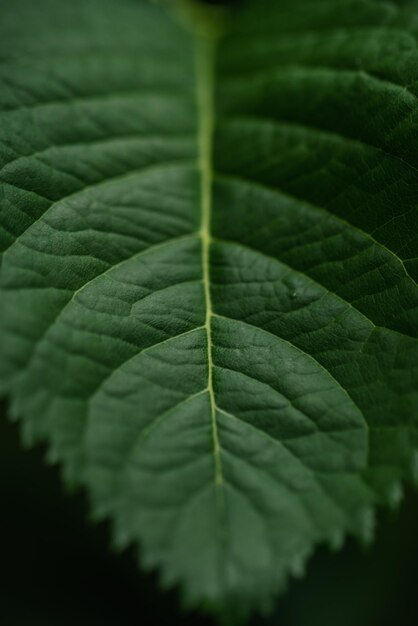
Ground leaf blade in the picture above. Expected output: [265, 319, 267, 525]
[1, 0, 418, 618]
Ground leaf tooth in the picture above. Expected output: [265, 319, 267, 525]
[8, 390, 19, 414]
[20, 418, 38, 448]
[111, 513, 140, 554]
[289, 554, 306, 579]
[45, 445, 59, 464]
[386, 481, 403, 510]
[89, 499, 113, 523]
[111, 524, 131, 553]
[140, 550, 160, 571]
[356, 506, 375, 546]
[159, 566, 179, 590]
[328, 528, 345, 551]
[7, 399, 20, 422]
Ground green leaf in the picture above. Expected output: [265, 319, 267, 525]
[1, 0, 418, 618]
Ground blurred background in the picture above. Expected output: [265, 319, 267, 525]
[1, 398, 417, 626]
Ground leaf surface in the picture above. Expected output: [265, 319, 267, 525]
[1, 0, 418, 617]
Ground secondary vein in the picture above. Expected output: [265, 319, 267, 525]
[197, 34, 224, 487]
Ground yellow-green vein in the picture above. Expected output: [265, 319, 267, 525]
[196, 34, 224, 488]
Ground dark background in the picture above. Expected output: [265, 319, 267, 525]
[1, 399, 417, 626]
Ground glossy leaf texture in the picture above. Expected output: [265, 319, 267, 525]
[1, 0, 418, 618]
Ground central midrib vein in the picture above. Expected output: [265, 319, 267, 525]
[196, 34, 224, 487]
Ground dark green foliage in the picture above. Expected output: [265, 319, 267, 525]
[0, 0, 417, 619]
